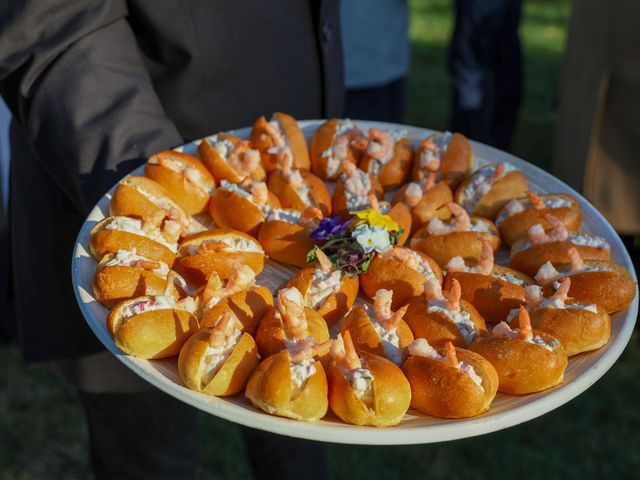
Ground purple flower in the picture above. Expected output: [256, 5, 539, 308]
[310, 216, 352, 241]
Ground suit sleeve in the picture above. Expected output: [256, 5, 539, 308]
[0, 0, 183, 212]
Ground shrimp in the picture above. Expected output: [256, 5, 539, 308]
[349, 127, 369, 152]
[426, 202, 471, 235]
[373, 289, 393, 323]
[300, 206, 323, 232]
[368, 193, 380, 211]
[549, 277, 571, 303]
[315, 248, 333, 274]
[277, 287, 309, 339]
[423, 278, 444, 301]
[567, 247, 584, 271]
[228, 140, 260, 177]
[366, 128, 393, 160]
[250, 181, 269, 206]
[162, 219, 182, 244]
[223, 262, 256, 296]
[380, 305, 408, 332]
[163, 271, 176, 296]
[446, 279, 462, 311]
[444, 341, 459, 368]
[340, 158, 359, 177]
[330, 332, 361, 370]
[143, 210, 166, 234]
[197, 240, 227, 255]
[288, 338, 334, 363]
[332, 134, 350, 161]
[524, 285, 543, 309]
[202, 271, 223, 305]
[492, 163, 505, 181]
[262, 120, 286, 147]
[528, 215, 569, 245]
[134, 258, 162, 271]
[391, 247, 420, 270]
[404, 182, 423, 208]
[517, 306, 533, 341]
[470, 239, 495, 275]
[280, 152, 294, 178]
[527, 191, 544, 210]
[208, 310, 242, 349]
[423, 171, 437, 191]
[419, 138, 441, 171]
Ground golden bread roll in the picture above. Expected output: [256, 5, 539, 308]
[198, 132, 266, 183]
[392, 179, 453, 234]
[89, 216, 178, 266]
[495, 193, 582, 246]
[402, 339, 498, 418]
[332, 165, 384, 217]
[267, 168, 332, 216]
[412, 132, 473, 189]
[454, 163, 528, 219]
[201, 286, 274, 336]
[250, 112, 310, 173]
[359, 130, 413, 191]
[245, 348, 328, 422]
[145, 150, 215, 215]
[177, 230, 265, 286]
[107, 295, 199, 359]
[310, 119, 365, 180]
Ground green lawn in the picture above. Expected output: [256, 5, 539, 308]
[3, 1, 639, 479]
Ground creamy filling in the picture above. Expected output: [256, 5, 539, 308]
[511, 232, 609, 255]
[148, 156, 214, 194]
[266, 119, 293, 160]
[120, 295, 196, 320]
[419, 131, 451, 168]
[491, 270, 528, 287]
[427, 301, 478, 344]
[287, 171, 313, 207]
[212, 137, 235, 159]
[404, 250, 437, 281]
[200, 329, 242, 385]
[103, 217, 177, 251]
[321, 119, 356, 179]
[185, 237, 263, 256]
[492, 321, 559, 352]
[495, 196, 575, 226]
[289, 357, 317, 390]
[460, 163, 517, 212]
[306, 268, 343, 309]
[346, 365, 374, 402]
[372, 321, 403, 365]
[538, 297, 598, 312]
[536, 261, 612, 284]
[263, 207, 302, 224]
[219, 180, 253, 199]
[343, 169, 372, 211]
[470, 219, 492, 233]
[131, 185, 179, 216]
[102, 249, 170, 277]
[408, 339, 482, 388]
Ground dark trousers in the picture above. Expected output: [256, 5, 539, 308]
[78, 390, 330, 480]
[344, 77, 406, 124]
[448, 0, 523, 150]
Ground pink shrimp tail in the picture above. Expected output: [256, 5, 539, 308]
[423, 278, 444, 301]
[567, 247, 584, 271]
[383, 305, 409, 331]
[424, 171, 437, 191]
[517, 306, 533, 340]
[446, 279, 462, 311]
[444, 341, 459, 367]
[527, 191, 544, 209]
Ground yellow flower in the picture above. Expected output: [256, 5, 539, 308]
[350, 208, 399, 232]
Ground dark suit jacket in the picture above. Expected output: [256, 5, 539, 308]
[0, 0, 344, 361]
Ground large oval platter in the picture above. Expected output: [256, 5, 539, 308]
[72, 120, 638, 444]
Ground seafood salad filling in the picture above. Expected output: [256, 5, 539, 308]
[343, 169, 373, 211]
[102, 249, 170, 277]
[289, 357, 317, 389]
[201, 329, 242, 384]
[418, 132, 452, 169]
[306, 268, 343, 309]
[266, 118, 293, 161]
[210, 136, 236, 158]
[104, 216, 178, 251]
[492, 321, 559, 352]
[148, 155, 214, 194]
[372, 321, 402, 365]
[427, 302, 478, 344]
[460, 163, 517, 212]
[218, 180, 252, 199]
[186, 237, 263, 256]
[321, 119, 368, 179]
[348, 365, 374, 402]
[408, 339, 483, 388]
[534, 260, 612, 284]
[263, 207, 302, 224]
[366, 129, 407, 177]
[121, 295, 196, 319]
[495, 195, 575, 226]
[370, 289, 409, 365]
[491, 270, 528, 287]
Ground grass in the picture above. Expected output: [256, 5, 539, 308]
[4, 1, 639, 478]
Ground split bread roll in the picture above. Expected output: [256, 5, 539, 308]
[454, 163, 528, 219]
[177, 230, 265, 286]
[359, 129, 414, 191]
[107, 295, 199, 359]
[245, 348, 328, 422]
[209, 181, 280, 236]
[495, 193, 582, 246]
[110, 176, 189, 230]
[310, 118, 365, 180]
[178, 312, 259, 396]
[360, 247, 443, 311]
[144, 150, 215, 215]
[327, 333, 411, 427]
[258, 215, 317, 268]
[201, 286, 274, 336]
[402, 339, 498, 418]
[93, 250, 186, 308]
[412, 132, 473, 189]
[198, 132, 266, 183]
[286, 257, 359, 327]
[267, 167, 332, 216]
[89, 216, 178, 266]
[250, 112, 310, 173]
[332, 164, 384, 217]
[392, 179, 453, 234]
[468, 308, 568, 395]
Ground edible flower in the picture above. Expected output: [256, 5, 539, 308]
[351, 208, 399, 233]
[352, 224, 391, 254]
[310, 216, 352, 241]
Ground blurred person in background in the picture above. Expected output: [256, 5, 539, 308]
[0, 98, 11, 343]
[0, 1, 342, 478]
[341, 0, 410, 122]
[448, 0, 524, 150]
[553, 0, 640, 272]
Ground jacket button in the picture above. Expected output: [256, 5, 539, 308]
[322, 20, 333, 43]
